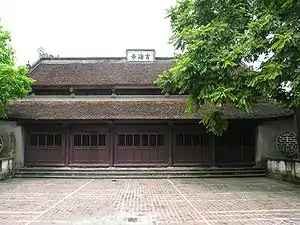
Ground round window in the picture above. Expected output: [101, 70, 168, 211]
[276, 132, 298, 157]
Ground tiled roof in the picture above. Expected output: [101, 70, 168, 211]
[7, 97, 292, 120]
[29, 58, 172, 87]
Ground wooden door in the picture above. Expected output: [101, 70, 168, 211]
[69, 125, 109, 166]
[215, 125, 255, 166]
[114, 124, 168, 166]
[173, 125, 213, 166]
[25, 126, 65, 166]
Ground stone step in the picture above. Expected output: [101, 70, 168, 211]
[14, 167, 265, 179]
[15, 169, 265, 175]
[18, 166, 264, 172]
[14, 173, 265, 179]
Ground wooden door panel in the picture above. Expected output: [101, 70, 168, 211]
[134, 150, 143, 162]
[173, 148, 201, 163]
[25, 149, 64, 164]
[25, 127, 65, 166]
[70, 149, 109, 164]
[201, 147, 213, 164]
[242, 146, 255, 165]
[215, 126, 255, 166]
[157, 150, 168, 163]
[173, 151, 201, 163]
[71, 150, 89, 163]
[69, 125, 109, 165]
[125, 150, 134, 163]
[114, 125, 168, 165]
[114, 150, 124, 163]
[115, 148, 168, 164]
[228, 147, 242, 162]
[172, 126, 213, 165]
[149, 150, 159, 162]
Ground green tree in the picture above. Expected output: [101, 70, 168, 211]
[156, 0, 300, 139]
[0, 22, 34, 117]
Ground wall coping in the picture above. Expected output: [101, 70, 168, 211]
[0, 157, 14, 161]
[266, 157, 300, 163]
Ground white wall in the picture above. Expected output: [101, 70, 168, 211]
[256, 117, 295, 166]
[0, 121, 25, 168]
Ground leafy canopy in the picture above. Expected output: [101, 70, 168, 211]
[0, 22, 34, 117]
[155, 0, 300, 135]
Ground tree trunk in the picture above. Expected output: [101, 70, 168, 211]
[293, 107, 300, 159]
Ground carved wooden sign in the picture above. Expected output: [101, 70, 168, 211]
[276, 132, 298, 157]
[126, 49, 155, 62]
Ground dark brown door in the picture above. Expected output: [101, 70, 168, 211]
[25, 126, 65, 166]
[114, 125, 168, 165]
[69, 125, 109, 166]
[173, 125, 213, 166]
[215, 125, 255, 166]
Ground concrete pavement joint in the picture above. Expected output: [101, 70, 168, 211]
[205, 208, 300, 214]
[167, 179, 211, 225]
[208, 217, 300, 222]
[0, 211, 44, 214]
[119, 179, 131, 213]
[24, 179, 94, 225]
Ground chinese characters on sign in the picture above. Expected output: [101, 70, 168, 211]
[127, 50, 155, 62]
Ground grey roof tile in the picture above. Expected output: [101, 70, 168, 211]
[7, 98, 292, 120]
[30, 59, 172, 86]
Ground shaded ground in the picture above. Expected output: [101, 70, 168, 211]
[0, 178, 299, 224]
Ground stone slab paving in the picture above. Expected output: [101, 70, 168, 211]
[0, 178, 299, 225]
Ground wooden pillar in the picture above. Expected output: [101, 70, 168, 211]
[241, 134, 244, 163]
[168, 121, 174, 167]
[212, 134, 216, 166]
[63, 122, 70, 166]
[108, 120, 114, 167]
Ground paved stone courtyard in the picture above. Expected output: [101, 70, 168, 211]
[0, 178, 299, 225]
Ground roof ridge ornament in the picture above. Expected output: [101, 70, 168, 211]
[126, 49, 155, 62]
[37, 47, 59, 58]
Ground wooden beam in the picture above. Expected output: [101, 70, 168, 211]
[212, 134, 216, 166]
[168, 121, 174, 167]
[108, 121, 114, 167]
[64, 126, 70, 166]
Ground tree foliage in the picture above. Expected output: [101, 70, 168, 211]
[156, 0, 300, 135]
[0, 22, 34, 117]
